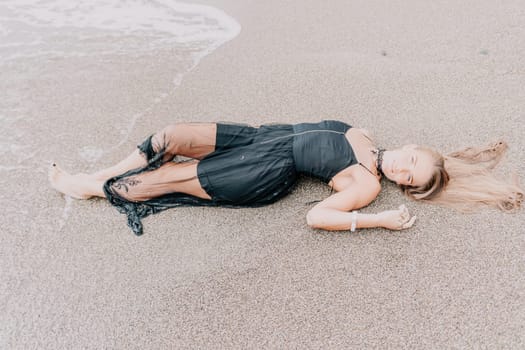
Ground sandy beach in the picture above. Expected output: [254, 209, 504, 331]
[1, 0, 525, 348]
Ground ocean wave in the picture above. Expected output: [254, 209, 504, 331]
[0, 0, 241, 62]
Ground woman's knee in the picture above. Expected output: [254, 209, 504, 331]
[152, 124, 181, 153]
[152, 122, 216, 159]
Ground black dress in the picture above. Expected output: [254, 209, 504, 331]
[104, 120, 358, 235]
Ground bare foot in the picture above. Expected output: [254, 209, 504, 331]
[48, 164, 94, 199]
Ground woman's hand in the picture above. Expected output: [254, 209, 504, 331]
[378, 204, 417, 230]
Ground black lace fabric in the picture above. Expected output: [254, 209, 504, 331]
[103, 136, 217, 236]
[103, 125, 298, 236]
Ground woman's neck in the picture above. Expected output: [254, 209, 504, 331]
[372, 148, 386, 177]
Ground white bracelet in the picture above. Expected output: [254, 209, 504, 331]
[350, 210, 358, 232]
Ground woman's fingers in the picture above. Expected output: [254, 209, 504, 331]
[385, 204, 415, 230]
[402, 215, 417, 229]
[395, 204, 415, 230]
[397, 204, 409, 220]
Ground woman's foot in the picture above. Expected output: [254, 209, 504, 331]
[48, 164, 94, 199]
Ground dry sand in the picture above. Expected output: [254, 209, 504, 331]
[1, 0, 525, 348]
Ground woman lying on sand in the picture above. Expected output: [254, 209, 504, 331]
[49, 120, 523, 235]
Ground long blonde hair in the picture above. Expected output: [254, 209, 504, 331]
[403, 141, 523, 212]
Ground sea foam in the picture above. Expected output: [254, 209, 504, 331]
[0, 0, 241, 166]
[0, 0, 241, 63]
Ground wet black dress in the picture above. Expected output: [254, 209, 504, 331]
[104, 120, 359, 235]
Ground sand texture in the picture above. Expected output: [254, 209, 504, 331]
[1, 0, 525, 348]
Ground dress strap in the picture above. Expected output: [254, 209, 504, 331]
[358, 162, 377, 177]
[361, 131, 374, 143]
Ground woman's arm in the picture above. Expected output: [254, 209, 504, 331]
[306, 180, 416, 231]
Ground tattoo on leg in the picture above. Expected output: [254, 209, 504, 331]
[113, 177, 142, 193]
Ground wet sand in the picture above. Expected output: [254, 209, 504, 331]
[2, 0, 525, 348]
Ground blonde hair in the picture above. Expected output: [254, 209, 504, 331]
[400, 147, 449, 201]
[403, 141, 523, 212]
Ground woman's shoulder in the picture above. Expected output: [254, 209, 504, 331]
[331, 165, 382, 193]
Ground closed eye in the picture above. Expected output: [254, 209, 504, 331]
[410, 155, 417, 184]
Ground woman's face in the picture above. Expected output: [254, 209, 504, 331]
[382, 145, 435, 186]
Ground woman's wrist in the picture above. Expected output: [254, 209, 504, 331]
[354, 212, 382, 229]
[374, 212, 385, 228]
[307, 208, 383, 231]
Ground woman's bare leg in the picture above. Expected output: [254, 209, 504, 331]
[49, 161, 209, 200]
[49, 165, 106, 199]
[92, 122, 217, 180]
[108, 161, 210, 201]
[49, 123, 217, 199]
